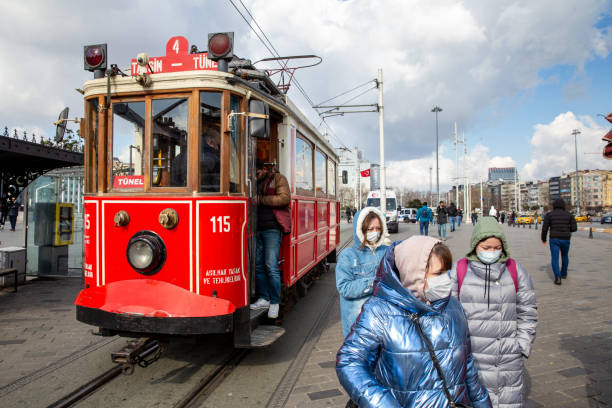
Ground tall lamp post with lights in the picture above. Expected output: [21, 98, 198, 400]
[572, 129, 581, 214]
[432, 106, 443, 204]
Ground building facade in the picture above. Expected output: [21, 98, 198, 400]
[488, 167, 517, 182]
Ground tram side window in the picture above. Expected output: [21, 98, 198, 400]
[112, 101, 145, 188]
[152, 98, 189, 187]
[328, 160, 336, 197]
[85, 99, 99, 193]
[295, 136, 313, 192]
[200, 91, 222, 192]
[229, 94, 242, 193]
[315, 150, 326, 195]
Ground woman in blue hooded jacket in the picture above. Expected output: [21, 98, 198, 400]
[337, 236, 491, 408]
[336, 207, 389, 338]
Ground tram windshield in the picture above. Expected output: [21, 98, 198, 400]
[152, 97, 189, 187]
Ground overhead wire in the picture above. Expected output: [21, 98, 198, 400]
[229, 0, 345, 145]
[316, 79, 375, 106]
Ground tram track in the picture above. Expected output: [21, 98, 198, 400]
[40, 231, 353, 408]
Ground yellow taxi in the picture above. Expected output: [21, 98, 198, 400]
[516, 213, 536, 224]
[575, 214, 589, 222]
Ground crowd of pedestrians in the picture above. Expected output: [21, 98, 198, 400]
[335, 208, 540, 408]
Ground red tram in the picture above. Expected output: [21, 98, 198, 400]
[75, 34, 340, 347]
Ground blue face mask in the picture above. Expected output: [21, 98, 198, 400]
[477, 250, 502, 264]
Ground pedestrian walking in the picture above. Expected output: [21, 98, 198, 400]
[335, 207, 388, 338]
[541, 198, 577, 285]
[436, 201, 448, 240]
[471, 208, 478, 225]
[336, 236, 492, 408]
[457, 207, 463, 227]
[7, 196, 19, 231]
[489, 206, 498, 222]
[450, 216, 537, 408]
[500, 212, 506, 224]
[345, 206, 352, 223]
[448, 202, 458, 232]
[250, 161, 291, 319]
[0, 198, 7, 230]
[415, 202, 433, 236]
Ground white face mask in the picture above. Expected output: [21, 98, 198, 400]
[477, 250, 502, 264]
[366, 231, 380, 243]
[425, 272, 452, 302]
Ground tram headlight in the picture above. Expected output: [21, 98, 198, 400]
[126, 231, 166, 275]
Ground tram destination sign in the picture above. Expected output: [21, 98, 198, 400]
[130, 36, 217, 75]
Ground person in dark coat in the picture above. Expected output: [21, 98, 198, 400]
[201, 127, 221, 192]
[7, 196, 19, 231]
[447, 202, 458, 232]
[436, 201, 448, 240]
[541, 198, 577, 285]
[0, 198, 8, 230]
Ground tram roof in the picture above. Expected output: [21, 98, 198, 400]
[83, 70, 338, 161]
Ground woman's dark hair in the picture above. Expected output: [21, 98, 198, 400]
[428, 243, 452, 271]
[360, 211, 383, 249]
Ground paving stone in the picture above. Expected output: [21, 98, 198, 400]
[558, 366, 590, 377]
[307, 388, 343, 400]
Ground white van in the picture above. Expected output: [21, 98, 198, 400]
[366, 190, 399, 233]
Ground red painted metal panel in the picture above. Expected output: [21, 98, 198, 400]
[197, 200, 248, 308]
[317, 231, 328, 260]
[295, 235, 315, 279]
[317, 201, 328, 229]
[83, 201, 98, 287]
[297, 200, 315, 237]
[329, 202, 337, 226]
[102, 200, 192, 291]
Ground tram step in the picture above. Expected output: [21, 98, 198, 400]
[241, 325, 285, 348]
[250, 308, 268, 321]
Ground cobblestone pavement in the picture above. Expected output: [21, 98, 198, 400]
[284, 221, 612, 408]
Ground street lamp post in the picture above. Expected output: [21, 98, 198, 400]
[432, 106, 442, 204]
[572, 129, 581, 214]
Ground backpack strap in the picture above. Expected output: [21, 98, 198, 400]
[506, 258, 519, 293]
[456, 258, 469, 297]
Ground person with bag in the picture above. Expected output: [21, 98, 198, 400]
[448, 202, 458, 232]
[337, 236, 491, 408]
[415, 202, 433, 236]
[450, 217, 537, 408]
[250, 160, 291, 319]
[436, 201, 449, 240]
[541, 198, 577, 285]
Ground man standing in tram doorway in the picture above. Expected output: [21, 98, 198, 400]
[250, 160, 291, 319]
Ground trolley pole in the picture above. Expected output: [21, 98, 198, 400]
[378, 68, 387, 216]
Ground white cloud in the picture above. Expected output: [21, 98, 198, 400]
[0, 0, 610, 169]
[521, 112, 612, 180]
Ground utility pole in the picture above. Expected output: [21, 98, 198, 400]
[378, 69, 387, 215]
[432, 106, 443, 204]
[572, 129, 581, 214]
[462, 130, 468, 216]
[429, 166, 432, 205]
[454, 122, 459, 206]
[514, 168, 518, 212]
[480, 178, 483, 214]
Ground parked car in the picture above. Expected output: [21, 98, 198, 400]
[398, 209, 410, 223]
[575, 214, 589, 223]
[601, 213, 612, 224]
[516, 213, 536, 224]
[406, 208, 417, 223]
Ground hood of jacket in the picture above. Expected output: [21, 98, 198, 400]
[353, 207, 389, 251]
[466, 216, 510, 262]
[373, 239, 448, 315]
[553, 198, 566, 210]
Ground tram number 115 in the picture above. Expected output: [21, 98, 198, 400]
[210, 216, 230, 233]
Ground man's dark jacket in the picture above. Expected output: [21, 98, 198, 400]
[541, 198, 577, 242]
[447, 203, 458, 217]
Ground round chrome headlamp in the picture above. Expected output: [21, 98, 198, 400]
[126, 231, 166, 275]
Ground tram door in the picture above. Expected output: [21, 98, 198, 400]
[247, 100, 271, 299]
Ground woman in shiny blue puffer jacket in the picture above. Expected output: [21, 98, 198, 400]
[336, 236, 491, 408]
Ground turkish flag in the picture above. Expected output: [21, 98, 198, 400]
[606, 112, 612, 124]
[360, 168, 371, 177]
[603, 129, 612, 142]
